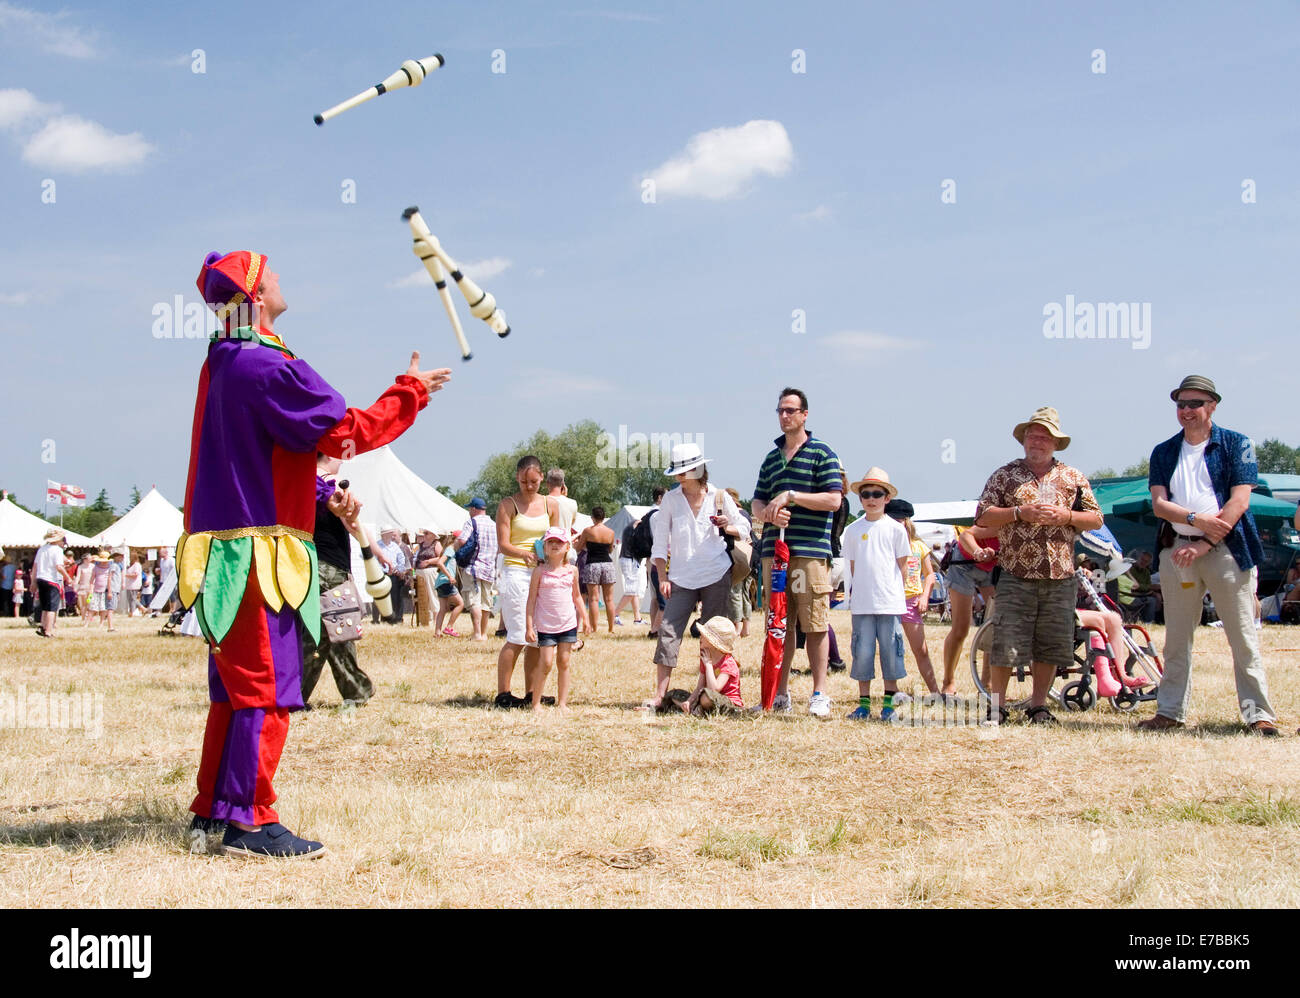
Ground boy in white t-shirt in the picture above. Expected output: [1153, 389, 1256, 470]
[841, 468, 911, 722]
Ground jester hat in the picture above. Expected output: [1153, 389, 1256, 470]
[196, 250, 268, 326]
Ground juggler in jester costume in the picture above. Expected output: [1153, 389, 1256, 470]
[183, 250, 449, 858]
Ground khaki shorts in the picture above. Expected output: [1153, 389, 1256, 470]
[458, 568, 494, 612]
[763, 556, 831, 633]
[989, 573, 1076, 671]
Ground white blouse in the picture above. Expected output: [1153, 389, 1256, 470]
[650, 484, 747, 589]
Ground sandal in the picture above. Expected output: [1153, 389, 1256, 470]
[981, 701, 1009, 726]
[442, 627, 461, 637]
[1026, 705, 1058, 725]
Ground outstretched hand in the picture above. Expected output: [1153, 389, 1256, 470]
[405, 351, 452, 396]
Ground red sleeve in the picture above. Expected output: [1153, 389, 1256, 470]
[316, 375, 429, 458]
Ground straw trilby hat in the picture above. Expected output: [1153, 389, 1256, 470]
[1013, 406, 1071, 450]
[42, 527, 65, 542]
[698, 616, 737, 656]
[1169, 375, 1221, 404]
[94, 549, 111, 562]
[848, 467, 898, 499]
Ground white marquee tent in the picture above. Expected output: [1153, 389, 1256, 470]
[338, 445, 467, 539]
[91, 487, 184, 550]
[0, 496, 97, 548]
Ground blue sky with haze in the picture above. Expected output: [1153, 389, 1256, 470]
[1, 0, 1297, 515]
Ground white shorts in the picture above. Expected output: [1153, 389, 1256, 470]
[620, 558, 646, 597]
[498, 565, 536, 647]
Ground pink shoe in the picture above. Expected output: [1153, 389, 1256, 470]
[442, 627, 462, 637]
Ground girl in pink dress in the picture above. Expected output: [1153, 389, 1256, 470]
[525, 527, 589, 711]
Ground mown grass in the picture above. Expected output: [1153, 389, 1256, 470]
[1, 610, 1298, 907]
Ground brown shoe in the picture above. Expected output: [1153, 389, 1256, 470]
[1248, 720, 1280, 737]
[1136, 713, 1185, 731]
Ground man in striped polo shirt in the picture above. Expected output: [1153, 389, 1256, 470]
[752, 388, 844, 717]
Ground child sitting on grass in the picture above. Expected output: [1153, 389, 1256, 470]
[660, 615, 744, 715]
[525, 527, 589, 711]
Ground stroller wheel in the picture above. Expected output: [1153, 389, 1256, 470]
[1060, 680, 1094, 712]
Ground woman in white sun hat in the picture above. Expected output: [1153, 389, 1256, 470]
[644, 443, 748, 710]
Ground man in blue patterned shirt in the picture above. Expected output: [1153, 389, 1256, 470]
[752, 388, 843, 717]
[1138, 375, 1279, 735]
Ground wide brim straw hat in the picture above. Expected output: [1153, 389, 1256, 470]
[847, 466, 898, 499]
[698, 616, 738, 656]
[1012, 406, 1071, 450]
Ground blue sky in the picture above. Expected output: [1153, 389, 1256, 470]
[1, 0, 1297, 515]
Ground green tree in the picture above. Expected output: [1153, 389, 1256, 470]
[127, 485, 143, 510]
[1091, 457, 1149, 480]
[1256, 438, 1299, 474]
[436, 484, 473, 508]
[464, 421, 687, 513]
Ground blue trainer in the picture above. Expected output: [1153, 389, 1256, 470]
[879, 706, 899, 723]
[846, 705, 872, 721]
[222, 822, 327, 860]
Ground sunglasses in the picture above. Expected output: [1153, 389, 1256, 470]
[775, 407, 805, 416]
[1175, 399, 1209, 410]
[859, 490, 889, 500]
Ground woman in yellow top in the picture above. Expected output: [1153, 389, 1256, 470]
[885, 499, 941, 699]
[494, 455, 560, 708]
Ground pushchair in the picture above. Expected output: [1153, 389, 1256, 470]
[157, 605, 188, 637]
[968, 568, 1162, 713]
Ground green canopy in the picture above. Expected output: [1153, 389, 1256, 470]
[1093, 477, 1298, 521]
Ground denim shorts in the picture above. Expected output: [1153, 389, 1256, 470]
[850, 613, 907, 682]
[536, 627, 578, 647]
[946, 561, 995, 596]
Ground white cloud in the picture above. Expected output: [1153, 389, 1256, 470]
[389, 257, 512, 289]
[0, 3, 98, 59]
[463, 257, 512, 281]
[0, 88, 59, 130]
[794, 204, 831, 222]
[821, 331, 920, 352]
[646, 120, 793, 200]
[21, 115, 154, 172]
[0, 291, 29, 305]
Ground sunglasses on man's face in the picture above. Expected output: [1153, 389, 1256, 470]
[860, 490, 889, 500]
[1176, 399, 1209, 410]
[775, 407, 805, 416]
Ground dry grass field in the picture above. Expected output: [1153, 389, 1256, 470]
[1, 608, 1298, 908]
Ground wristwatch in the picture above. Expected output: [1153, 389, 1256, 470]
[1186, 512, 1196, 526]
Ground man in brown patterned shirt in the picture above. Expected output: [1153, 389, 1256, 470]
[975, 406, 1102, 724]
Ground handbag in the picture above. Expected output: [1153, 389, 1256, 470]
[715, 491, 752, 586]
[320, 577, 364, 644]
